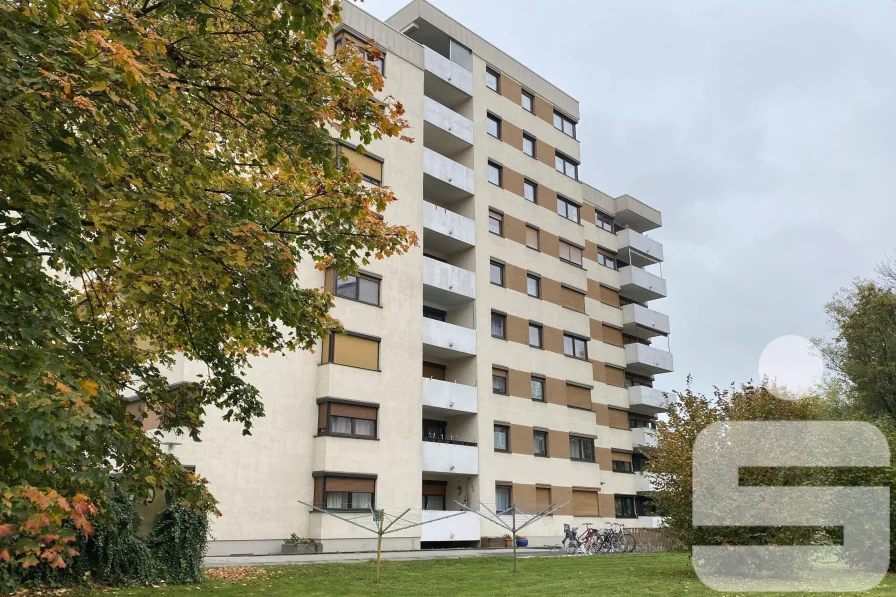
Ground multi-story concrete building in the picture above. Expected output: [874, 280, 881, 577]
[154, 0, 673, 555]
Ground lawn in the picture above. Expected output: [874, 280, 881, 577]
[72, 553, 896, 597]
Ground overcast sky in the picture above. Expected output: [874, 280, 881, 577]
[365, 0, 896, 396]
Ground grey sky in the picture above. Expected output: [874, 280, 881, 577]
[364, 0, 896, 396]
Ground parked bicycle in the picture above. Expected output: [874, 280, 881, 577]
[596, 522, 636, 553]
[561, 522, 636, 555]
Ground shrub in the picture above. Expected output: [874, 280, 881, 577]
[149, 500, 209, 585]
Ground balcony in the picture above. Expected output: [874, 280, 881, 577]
[625, 343, 674, 376]
[424, 148, 474, 203]
[422, 378, 478, 415]
[614, 194, 662, 233]
[423, 201, 475, 254]
[423, 257, 475, 308]
[617, 229, 664, 268]
[634, 471, 656, 493]
[619, 266, 667, 303]
[423, 318, 476, 360]
[424, 97, 473, 155]
[622, 304, 670, 339]
[423, 47, 473, 108]
[422, 439, 479, 475]
[631, 427, 657, 449]
[420, 511, 481, 542]
[628, 385, 668, 416]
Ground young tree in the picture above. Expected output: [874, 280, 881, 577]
[0, 0, 416, 570]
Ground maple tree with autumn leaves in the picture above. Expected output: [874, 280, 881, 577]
[0, 0, 416, 574]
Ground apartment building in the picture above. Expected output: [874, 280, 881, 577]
[152, 0, 673, 555]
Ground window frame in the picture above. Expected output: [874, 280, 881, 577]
[523, 179, 537, 203]
[533, 429, 549, 458]
[553, 109, 577, 138]
[526, 273, 541, 298]
[556, 196, 581, 223]
[494, 424, 510, 452]
[490, 260, 505, 287]
[487, 112, 502, 139]
[335, 272, 381, 306]
[485, 67, 500, 92]
[528, 322, 543, 349]
[597, 254, 617, 270]
[530, 376, 546, 403]
[522, 133, 536, 158]
[316, 473, 377, 513]
[525, 225, 539, 250]
[491, 311, 507, 340]
[554, 151, 579, 180]
[563, 333, 588, 360]
[521, 90, 534, 112]
[569, 435, 595, 462]
[487, 161, 503, 187]
[319, 401, 378, 440]
[559, 240, 584, 267]
[615, 495, 638, 519]
[492, 371, 508, 395]
[495, 484, 513, 513]
[612, 460, 634, 473]
[488, 209, 504, 236]
[595, 210, 614, 232]
[321, 332, 381, 371]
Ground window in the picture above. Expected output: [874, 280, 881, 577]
[612, 460, 634, 473]
[314, 474, 375, 511]
[423, 419, 447, 441]
[635, 496, 656, 517]
[597, 254, 616, 270]
[491, 311, 507, 339]
[522, 133, 535, 157]
[495, 484, 512, 513]
[492, 370, 508, 395]
[553, 110, 576, 138]
[525, 225, 539, 250]
[423, 305, 447, 321]
[559, 240, 583, 266]
[487, 113, 501, 138]
[556, 196, 580, 222]
[521, 90, 534, 112]
[449, 38, 472, 71]
[570, 435, 595, 462]
[321, 333, 380, 370]
[337, 144, 384, 185]
[488, 209, 503, 236]
[596, 210, 614, 232]
[615, 495, 637, 519]
[326, 490, 373, 510]
[335, 272, 380, 305]
[319, 401, 377, 438]
[629, 418, 657, 430]
[335, 32, 384, 75]
[423, 481, 447, 510]
[485, 67, 500, 92]
[523, 179, 537, 203]
[554, 152, 578, 180]
[528, 323, 543, 348]
[526, 274, 541, 298]
[494, 424, 509, 451]
[531, 377, 545, 402]
[488, 161, 502, 186]
[533, 430, 548, 457]
[490, 261, 505, 286]
[423, 494, 445, 510]
[563, 333, 588, 360]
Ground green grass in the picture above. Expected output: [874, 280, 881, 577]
[73, 553, 896, 597]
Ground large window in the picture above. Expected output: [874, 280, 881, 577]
[553, 110, 576, 138]
[487, 113, 502, 138]
[491, 311, 507, 339]
[490, 260, 505, 286]
[615, 495, 637, 519]
[335, 272, 380, 306]
[612, 460, 634, 473]
[321, 333, 380, 371]
[488, 161, 502, 186]
[528, 323, 543, 348]
[494, 424, 509, 451]
[531, 377, 545, 402]
[596, 210, 614, 232]
[523, 179, 537, 203]
[492, 369, 508, 395]
[526, 225, 539, 250]
[521, 90, 534, 112]
[597, 254, 616, 270]
[557, 196, 580, 222]
[554, 151, 578, 180]
[488, 209, 504, 236]
[570, 435, 595, 462]
[527, 274, 541, 298]
[486, 67, 500, 92]
[563, 333, 588, 360]
[495, 484, 512, 513]
[314, 474, 376, 511]
[559, 240, 583, 266]
[533, 430, 548, 457]
[523, 133, 536, 157]
[319, 401, 378, 439]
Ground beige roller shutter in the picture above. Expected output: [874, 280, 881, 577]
[326, 476, 375, 493]
[605, 366, 626, 388]
[566, 383, 592, 410]
[333, 334, 379, 370]
[341, 146, 383, 184]
[535, 486, 552, 510]
[602, 325, 623, 347]
[599, 285, 620, 308]
[330, 402, 377, 420]
[572, 490, 599, 517]
[561, 286, 586, 312]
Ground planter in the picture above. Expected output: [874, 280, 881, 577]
[516, 539, 528, 548]
[504, 538, 512, 548]
[281, 542, 322, 555]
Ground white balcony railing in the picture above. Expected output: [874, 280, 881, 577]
[423, 256, 475, 308]
[423, 148, 474, 202]
[622, 304, 670, 339]
[424, 97, 473, 154]
[628, 385, 668, 416]
[619, 266, 667, 303]
[424, 47, 473, 100]
[422, 378, 478, 414]
[631, 427, 657, 448]
[625, 343, 674, 376]
[422, 440, 479, 475]
[420, 511, 481, 542]
[617, 229, 664, 267]
[634, 471, 656, 493]
[423, 201, 475, 253]
[422, 318, 476, 359]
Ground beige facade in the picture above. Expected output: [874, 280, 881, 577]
[154, 0, 673, 555]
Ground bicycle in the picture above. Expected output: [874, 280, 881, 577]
[596, 522, 636, 553]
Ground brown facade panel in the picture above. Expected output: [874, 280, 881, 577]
[584, 240, 598, 263]
[501, 76, 522, 104]
[533, 95, 554, 124]
[608, 407, 630, 430]
[580, 206, 595, 225]
[591, 360, 606, 384]
[602, 325, 624, 347]
[329, 402, 377, 420]
[593, 402, 610, 427]
[587, 278, 602, 302]
[598, 493, 616, 517]
[545, 377, 567, 406]
[548, 429, 570, 459]
[596, 447, 613, 471]
[535, 139, 554, 167]
[572, 490, 599, 517]
[508, 369, 531, 399]
[599, 285, 621, 308]
[313, 477, 324, 507]
[540, 229, 560, 259]
[538, 186, 557, 212]
[561, 286, 586, 313]
[126, 401, 160, 432]
[326, 476, 376, 493]
[317, 403, 327, 432]
[543, 325, 564, 354]
[506, 314, 529, 345]
[512, 483, 537, 508]
[542, 276, 563, 305]
[502, 120, 524, 152]
[552, 485, 574, 516]
[503, 165, 525, 197]
[505, 263, 528, 294]
[510, 424, 534, 455]
[589, 319, 603, 342]
[566, 383, 592, 410]
[503, 212, 527, 246]
[535, 486, 552, 510]
[606, 365, 626, 388]
[324, 268, 336, 293]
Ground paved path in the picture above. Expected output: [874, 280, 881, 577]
[205, 547, 559, 568]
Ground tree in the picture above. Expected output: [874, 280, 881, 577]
[0, 0, 416, 572]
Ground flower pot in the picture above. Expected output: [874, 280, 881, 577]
[504, 538, 512, 548]
[516, 539, 528, 548]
